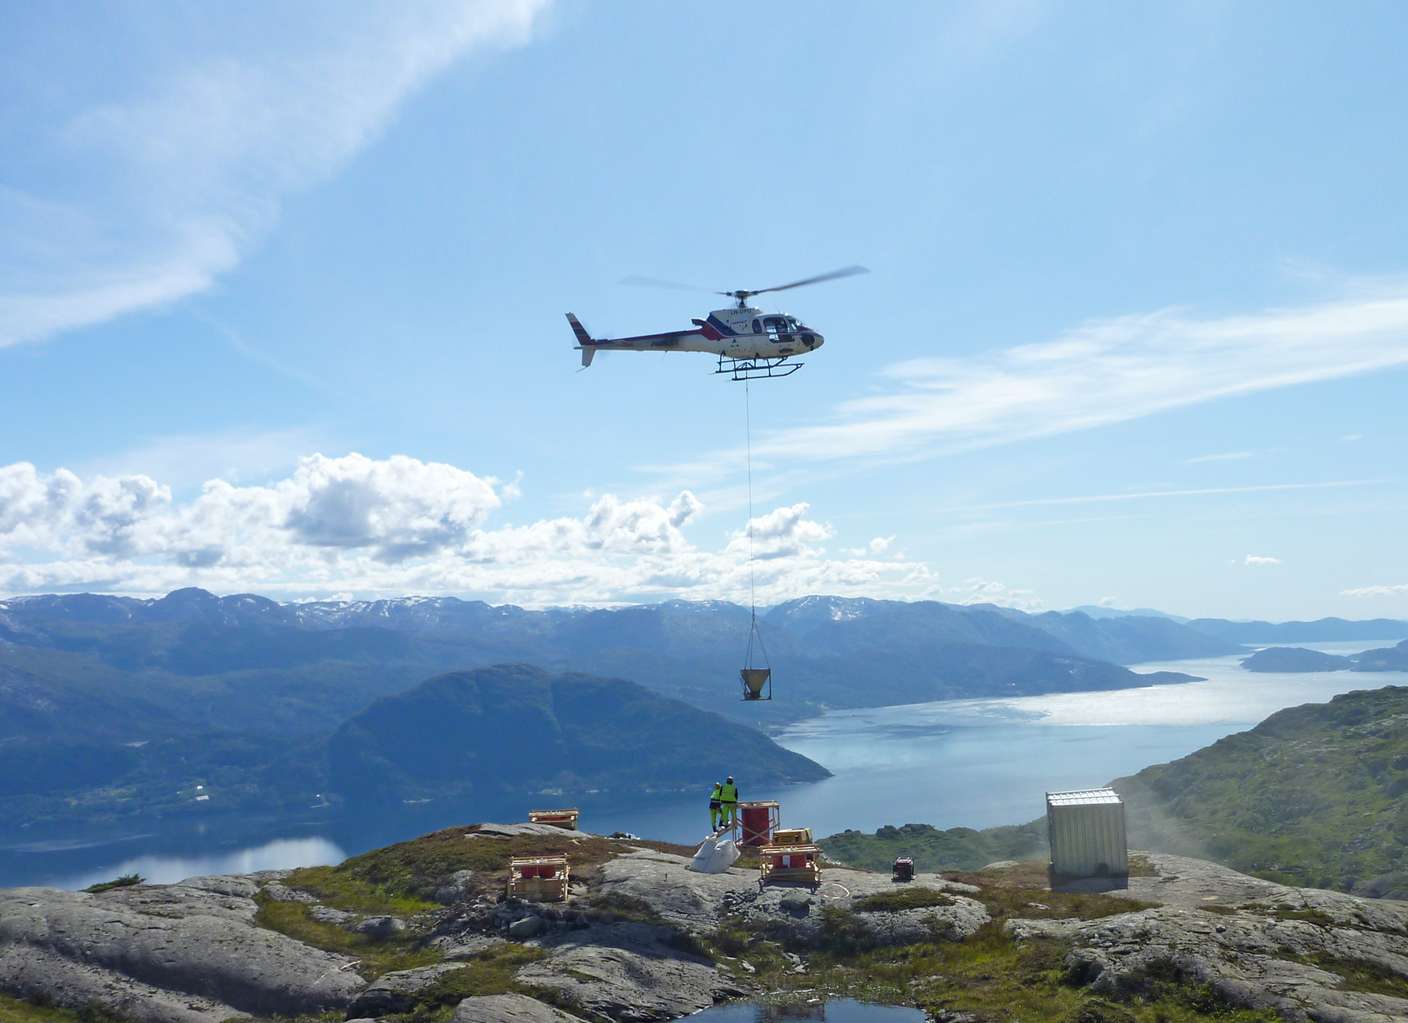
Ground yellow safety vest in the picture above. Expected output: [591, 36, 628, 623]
[719, 782, 738, 803]
[709, 785, 722, 803]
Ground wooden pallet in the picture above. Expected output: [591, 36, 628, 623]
[528, 808, 580, 830]
[508, 855, 570, 902]
[759, 843, 822, 887]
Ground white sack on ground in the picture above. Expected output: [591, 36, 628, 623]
[687, 834, 740, 873]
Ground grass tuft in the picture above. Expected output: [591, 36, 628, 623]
[852, 887, 956, 913]
[81, 874, 142, 894]
[1267, 903, 1339, 928]
[282, 864, 436, 916]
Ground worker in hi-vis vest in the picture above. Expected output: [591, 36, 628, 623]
[718, 776, 739, 829]
[708, 781, 724, 831]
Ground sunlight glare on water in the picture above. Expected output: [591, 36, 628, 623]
[45, 837, 347, 892]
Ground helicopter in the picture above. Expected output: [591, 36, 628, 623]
[566, 265, 867, 381]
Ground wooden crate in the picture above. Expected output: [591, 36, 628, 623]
[772, 826, 812, 845]
[508, 855, 570, 902]
[528, 808, 580, 830]
[759, 843, 822, 887]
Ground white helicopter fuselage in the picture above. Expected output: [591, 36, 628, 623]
[567, 305, 825, 367]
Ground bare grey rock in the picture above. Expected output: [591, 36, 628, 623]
[518, 921, 739, 1021]
[0, 883, 362, 1023]
[597, 846, 980, 940]
[309, 904, 357, 926]
[175, 875, 260, 899]
[779, 892, 812, 915]
[348, 962, 467, 1016]
[356, 914, 408, 939]
[472, 822, 590, 840]
[510, 914, 545, 939]
[1007, 854, 1408, 1023]
[431, 932, 509, 960]
[435, 869, 478, 904]
[261, 880, 318, 903]
[454, 992, 587, 1022]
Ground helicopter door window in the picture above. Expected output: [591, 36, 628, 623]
[752, 319, 761, 334]
[764, 317, 784, 340]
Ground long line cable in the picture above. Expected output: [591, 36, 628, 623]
[745, 376, 756, 618]
[742, 377, 769, 679]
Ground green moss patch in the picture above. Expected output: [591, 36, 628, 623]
[744, 922, 1281, 1023]
[417, 945, 546, 1004]
[949, 861, 1158, 922]
[0, 995, 125, 1023]
[852, 887, 956, 913]
[252, 893, 440, 979]
[321, 826, 623, 903]
[282, 864, 437, 916]
[1302, 953, 1408, 998]
[585, 892, 664, 924]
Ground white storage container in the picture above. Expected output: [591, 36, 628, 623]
[1046, 788, 1128, 879]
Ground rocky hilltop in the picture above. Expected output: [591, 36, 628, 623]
[2, 822, 1406, 1023]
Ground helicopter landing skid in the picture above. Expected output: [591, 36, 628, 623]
[716, 355, 803, 381]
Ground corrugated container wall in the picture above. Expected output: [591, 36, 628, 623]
[1046, 788, 1129, 879]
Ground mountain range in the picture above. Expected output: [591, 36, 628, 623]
[4, 587, 1405, 837]
[0, 588, 1250, 741]
[1240, 640, 1408, 673]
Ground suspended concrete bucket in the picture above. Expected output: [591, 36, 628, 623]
[741, 667, 772, 702]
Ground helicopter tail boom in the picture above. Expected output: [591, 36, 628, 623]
[566, 313, 598, 368]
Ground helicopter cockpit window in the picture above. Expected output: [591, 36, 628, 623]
[763, 316, 785, 339]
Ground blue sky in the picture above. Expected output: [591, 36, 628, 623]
[2, 0, 1406, 619]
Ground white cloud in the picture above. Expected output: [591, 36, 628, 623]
[951, 479, 1382, 513]
[728, 503, 834, 561]
[1184, 450, 1255, 464]
[0, 454, 950, 608]
[843, 535, 899, 558]
[1243, 555, 1281, 567]
[1341, 583, 1408, 598]
[941, 577, 1044, 612]
[0, 1, 551, 348]
[649, 283, 1408, 484]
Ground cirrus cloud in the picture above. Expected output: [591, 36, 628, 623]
[0, 1, 552, 349]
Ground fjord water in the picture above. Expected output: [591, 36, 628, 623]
[13, 645, 1408, 889]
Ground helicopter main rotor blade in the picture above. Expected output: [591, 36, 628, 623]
[619, 274, 712, 293]
[745, 265, 870, 297]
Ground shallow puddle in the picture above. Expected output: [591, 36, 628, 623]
[678, 998, 924, 1021]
